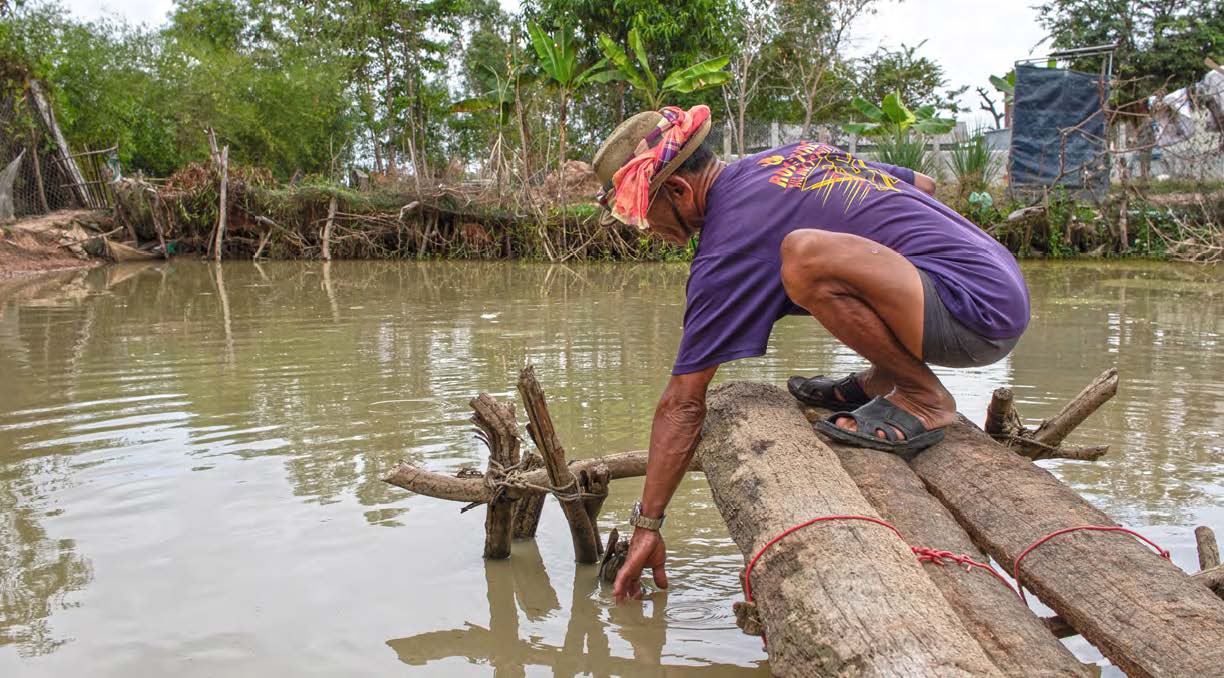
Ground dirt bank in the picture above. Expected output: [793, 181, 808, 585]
[0, 210, 111, 279]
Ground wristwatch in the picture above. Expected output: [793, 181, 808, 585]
[629, 501, 665, 531]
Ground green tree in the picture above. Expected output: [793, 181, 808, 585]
[1037, 0, 1223, 99]
[855, 41, 967, 115]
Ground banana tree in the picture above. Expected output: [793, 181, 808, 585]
[597, 27, 730, 109]
[526, 22, 619, 174]
[843, 91, 957, 173]
[843, 91, 957, 138]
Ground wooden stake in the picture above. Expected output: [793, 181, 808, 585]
[579, 463, 609, 556]
[27, 132, 49, 214]
[984, 387, 1021, 436]
[511, 453, 546, 539]
[1197, 526, 1221, 571]
[253, 229, 271, 261]
[211, 146, 228, 262]
[144, 188, 169, 260]
[516, 365, 599, 564]
[471, 393, 520, 560]
[321, 195, 337, 261]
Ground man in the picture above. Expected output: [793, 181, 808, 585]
[593, 105, 1029, 601]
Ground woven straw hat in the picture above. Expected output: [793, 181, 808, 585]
[592, 110, 712, 227]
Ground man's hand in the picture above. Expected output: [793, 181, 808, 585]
[613, 528, 668, 602]
[914, 171, 937, 196]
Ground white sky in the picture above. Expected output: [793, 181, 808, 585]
[64, 0, 1051, 124]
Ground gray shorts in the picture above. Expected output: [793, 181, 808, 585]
[919, 270, 1019, 368]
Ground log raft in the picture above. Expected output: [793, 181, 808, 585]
[824, 437, 1089, 676]
[381, 368, 1224, 676]
[695, 382, 1000, 676]
[909, 417, 1224, 676]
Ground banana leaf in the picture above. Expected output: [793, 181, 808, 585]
[661, 56, 730, 94]
[598, 34, 648, 91]
[628, 28, 657, 92]
[850, 97, 885, 123]
[881, 92, 915, 127]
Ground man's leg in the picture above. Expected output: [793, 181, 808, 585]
[779, 228, 956, 437]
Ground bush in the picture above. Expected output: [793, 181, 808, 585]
[946, 128, 1001, 195]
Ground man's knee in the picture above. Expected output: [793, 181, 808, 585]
[780, 229, 841, 298]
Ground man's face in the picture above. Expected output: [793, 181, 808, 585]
[643, 178, 700, 246]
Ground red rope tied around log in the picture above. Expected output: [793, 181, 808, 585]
[1012, 525, 1172, 605]
[741, 515, 1172, 646]
[742, 515, 1020, 607]
[740, 515, 1019, 646]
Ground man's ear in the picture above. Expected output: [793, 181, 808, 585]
[665, 175, 691, 199]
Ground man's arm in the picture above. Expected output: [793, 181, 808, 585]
[613, 365, 718, 601]
[912, 171, 936, 196]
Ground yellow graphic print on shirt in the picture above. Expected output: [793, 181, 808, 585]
[758, 142, 902, 208]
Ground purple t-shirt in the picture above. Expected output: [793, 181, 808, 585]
[673, 141, 1030, 375]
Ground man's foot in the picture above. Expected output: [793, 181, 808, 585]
[787, 367, 894, 408]
[816, 394, 952, 454]
[822, 381, 954, 450]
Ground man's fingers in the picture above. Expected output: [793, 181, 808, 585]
[651, 561, 669, 589]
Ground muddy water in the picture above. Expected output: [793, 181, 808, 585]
[1, 260, 1221, 676]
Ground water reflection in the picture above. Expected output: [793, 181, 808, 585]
[388, 540, 759, 676]
[0, 259, 1221, 674]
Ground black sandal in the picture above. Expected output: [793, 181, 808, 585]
[814, 396, 946, 454]
[787, 373, 871, 408]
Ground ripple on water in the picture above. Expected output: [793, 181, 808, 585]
[663, 601, 737, 631]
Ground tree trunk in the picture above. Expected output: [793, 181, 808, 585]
[824, 435, 1089, 676]
[696, 382, 999, 677]
[908, 417, 1224, 677]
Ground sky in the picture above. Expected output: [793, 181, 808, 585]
[63, 0, 1051, 124]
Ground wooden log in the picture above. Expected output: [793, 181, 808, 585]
[320, 195, 337, 261]
[908, 417, 1224, 677]
[511, 452, 545, 539]
[1031, 368, 1118, 447]
[516, 365, 599, 564]
[1044, 563, 1224, 638]
[471, 393, 520, 560]
[696, 382, 999, 677]
[382, 449, 675, 504]
[826, 437, 1089, 676]
[1197, 526, 1221, 571]
[579, 463, 609, 556]
[211, 146, 228, 262]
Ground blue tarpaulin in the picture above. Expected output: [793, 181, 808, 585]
[1009, 64, 1110, 198]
